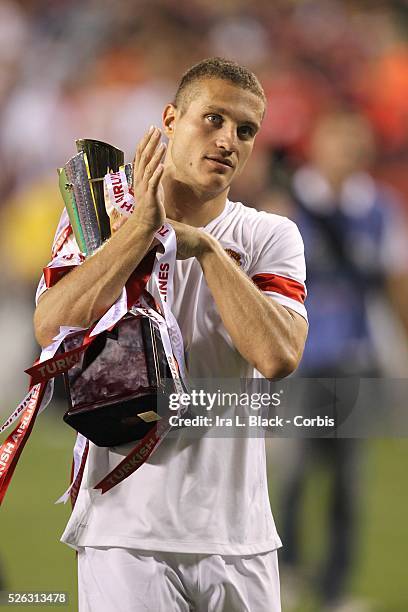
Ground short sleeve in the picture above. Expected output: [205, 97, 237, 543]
[249, 216, 308, 320]
[35, 208, 85, 305]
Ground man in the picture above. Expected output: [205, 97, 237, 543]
[34, 58, 308, 612]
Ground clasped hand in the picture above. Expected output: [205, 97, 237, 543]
[166, 219, 215, 261]
[121, 126, 218, 260]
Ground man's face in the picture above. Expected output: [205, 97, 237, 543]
[163, 78, 264, 198]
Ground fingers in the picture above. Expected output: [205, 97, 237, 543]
[144, 142, 166, 182]
[131, 126, 166, 230]
[133, 125, 155, 167]
[133, 127, 163, 185]
[148, 162, 164, 194]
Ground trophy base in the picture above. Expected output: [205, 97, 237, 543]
[63, 391, 163, 447]
[62, 313, 173, 448]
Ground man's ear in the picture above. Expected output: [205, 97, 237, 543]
[163, 103, 177, 138]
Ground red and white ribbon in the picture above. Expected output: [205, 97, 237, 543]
[55, 433, 89, 507]
[93, 413, 172, 494]
[104, 169, 135, 218]
[104, 168, 188, 380]
[152, 225, 188, 383]
[0, 209, 188, 503]
[0, 383, 48, 504]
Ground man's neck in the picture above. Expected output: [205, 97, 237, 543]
[162, 175, 229, 228]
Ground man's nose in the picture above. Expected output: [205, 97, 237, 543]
[215, 125, 237, 153]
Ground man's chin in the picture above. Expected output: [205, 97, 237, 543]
[194, 175, 231, 199]
[171, 170, 231, 200]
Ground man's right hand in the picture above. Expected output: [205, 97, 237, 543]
[132, 126, 166, 232]
[34, 127, 168, 347]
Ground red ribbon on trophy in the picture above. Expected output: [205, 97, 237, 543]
[0, 384, 47, 504]
[0, 140, 188, 507]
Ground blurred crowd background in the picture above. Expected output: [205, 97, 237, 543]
[1, 1, 408, 611]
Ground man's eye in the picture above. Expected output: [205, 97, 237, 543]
[238, 125, 254, 139]
[206, 114, 222, 125]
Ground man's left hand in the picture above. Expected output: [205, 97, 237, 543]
[167, 219, 216, 260]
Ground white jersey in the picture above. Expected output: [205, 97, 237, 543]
[38, 199, 307, 555]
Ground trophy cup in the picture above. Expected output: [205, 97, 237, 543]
[58, 140, 172, 447]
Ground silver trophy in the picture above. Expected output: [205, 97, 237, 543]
[58, 140, 171, 447]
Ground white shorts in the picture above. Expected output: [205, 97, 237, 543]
[78, 546, 281, 612]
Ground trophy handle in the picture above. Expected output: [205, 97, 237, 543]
[58, 167, 88, 253]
